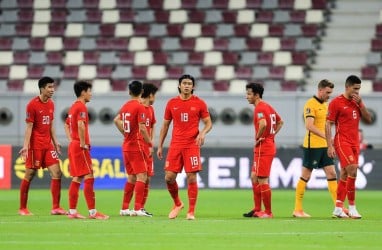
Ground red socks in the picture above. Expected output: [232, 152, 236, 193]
[19, 179, 30, 209]
[188, 182, 198, 213]
[68, 181, 80, 210]
[50, 178, 61, 209]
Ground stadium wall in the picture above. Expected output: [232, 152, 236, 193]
[1, 145, 381, 190]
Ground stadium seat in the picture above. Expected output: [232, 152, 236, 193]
[97, 65, 114, 78]
[0, 38, 13, 50]
[153, 52, 168, 64]
[228, 79, 247, 94]
[222, 11, 237, 23]
[222, 51, 238, 64]
[361, 66, 377, 79]
[234, 24, 251, 37]
[78, 65, 96, 79]
[279, 0, 295, 9]
[204, 51, 223, 65]
[50, 23, 67, 36]
[13, 51, 30, 64]
[188, 10, 206, 23]
[29, 38, 46, 51]
[111, 79, 128, 91]
[195, 37, 213, 51]
[301, 24, 319, 37]
[18, 10, 34, 22]
[269, 66, 285, 79]
[15, 24, 32, 37]
[269, 24, 285, 37]
[235, 66, 253, 79]
[111, 38, 128, 50]
[147, 38, 163, 51]
[373, 81, 382, 91]
[167, 66, 184, 79]
[32, 24, 49, 37]
[291, 51, 308, 65]
[167, 24, 183, 36]
[0, 66, 10, 79]
[183, 23, 201, 37]
[213, 38, 229, 51]
[147, 65, 167, 79]
[200, 66, 216, 79]
[280, 37, 297, 50]
[62, 65, 79, 79]
[134, 51, 153, 65]
[189, 52, 205, 65]
[0, 52, 13, 65]
[46, 52, 63, 65]
[27, 65, 44, 78]
[256, 11, 274, 23]
[371, 38, 382, 51]
[116, 0, 133, 8]
[246, 38, 263, 51]
[132, 66, 148, 79]
[179, 38, 196, 50]
[274, 51, 292, 65]
[9, 65, 27, 79]
[212, 0, 229, 9]
[118, 51, 135, 64]
[216, 65, 235, 80]
[34, 10, 51, 23]
[23, 79, 40, 94]
[102, 10, 119, 23]
[281, 80, 299, 91]
[285, 65, 304, 80]
[213, 80, 230, 91]
[99, 24, 115, 37]
[290, 10, 306, 23]
[257, 52, 274, 65]
[86, 10, 102, 23]
[119, 10, 135, 22]
[133, 24, 150, 36]
[201, 24, 217, 37]
[170, 10, 188, 23]
[128, 37, 147, 51]
[7, 80, 24, 91]
[63, 38, 80, 50]
[92, 79, 112, 94]
[160, 79, 179, 94]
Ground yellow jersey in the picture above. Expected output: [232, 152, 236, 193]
[303, 96, 328, 148]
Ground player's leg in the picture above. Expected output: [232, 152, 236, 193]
[120, 152, 136, 216]
[322, 165, 337, 206]
[293, 166, 312, 217]
[165, 147, 184, 219]
[346, 163, 361, 219]
[19, 167, 36, 215]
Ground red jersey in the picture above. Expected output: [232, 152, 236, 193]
[119, 99, 147, 152]
[25, 96, 55, 150]
[327, 94, 361, 147]
[254, 101, 282, 155]
[144, 105, 156, 139]
[65, 100, 90, 145]
[164, 95, 209, 147]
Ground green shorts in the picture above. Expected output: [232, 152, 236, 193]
[302, 147, 334, 169]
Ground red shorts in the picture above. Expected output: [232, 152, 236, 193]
[335, 144, 359, 168]
[252, 153, 274, 177]
[25, 146, 59, 169]
[165, 146, 202, 173]
[122, 150, 148, 175]
[68, 141, 93, 177]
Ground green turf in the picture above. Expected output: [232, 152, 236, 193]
[1, 189, 381, 250]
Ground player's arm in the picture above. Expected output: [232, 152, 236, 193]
[113, 113, 124, 136]
[325, 120, 336, 158]
[255, 118, 267, 145]
[156, 119, 171, 160]
[64, 122, 72, 143]
[50, 121, 61, 155]
[274, 119, 284, 135]
[78, 120, 88, 150]
[139, 121, 152, 145]
[305, 117, 325, 139]
[196, 116, 212, 146]
[150, 123, 156, 154]
[19, 122, 33, 160]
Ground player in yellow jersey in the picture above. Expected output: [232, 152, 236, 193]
[293, 79, 336, 217]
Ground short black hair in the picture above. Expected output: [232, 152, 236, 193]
[38, 76, 54, 89]
[73, 81, 92, 97]
[141, 83, 158, 98]
[246, 82, 264, 98]
[129, 80, 143, 96]
[345, 75, 361, 87]
[178, 74, 195, 94]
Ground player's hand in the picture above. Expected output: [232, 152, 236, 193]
[157, 147, 163, 160]
[351, 93, 362, 104]
[255, 137, 264, 146]
[19, 147, 28, 161]
[327, 146, 336, 158]
[55, 143, 62, 156]
[195, 135, 205, 146]
[80, 144, 89, 150]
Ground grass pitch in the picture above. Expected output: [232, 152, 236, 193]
[0, 189, 381, 250]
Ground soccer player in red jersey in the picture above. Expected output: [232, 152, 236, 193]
[64, 81, 109, 220]
[18, 77, 66, 216]
[326, 75, 372, 219]
[243, 82, 283, 219]
[114, 81, 153, 217]
[157, 74, 212, 220]
[140, 83, 159, 212]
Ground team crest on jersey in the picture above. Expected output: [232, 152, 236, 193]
[257, 112, 264, 118]
[141, 113, 146, 119]
[80, 112, 86, 118]
[305, 108, 311, 115]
